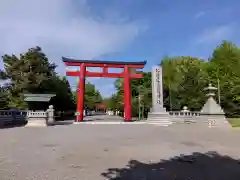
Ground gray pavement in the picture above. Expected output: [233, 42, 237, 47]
[83, 114, 124, 121]
[0, 116, 240, 179]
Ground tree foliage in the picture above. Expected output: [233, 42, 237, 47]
[0, 46, 105, 111]
[48, 76, 75, 111]
[85, 82, 102, 109]
[106, 41, 240, 118]
[207, 41, 240, 116]
[161, 56, 208, 111]
[72, 82, 103, 110]
[1, 47, 75, 110]
[0, 70, 9, 109]
[1, 41, 240, 118]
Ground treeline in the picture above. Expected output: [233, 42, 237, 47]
[0, 46, 102, 111]
[1, 41, 239, 118]
[105, 41, 240, 118]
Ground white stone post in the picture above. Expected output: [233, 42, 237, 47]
[147, 66, 171, 126]
[46, 105, 55, 126]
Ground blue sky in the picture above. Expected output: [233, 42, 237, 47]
[0, 0, 239, 97]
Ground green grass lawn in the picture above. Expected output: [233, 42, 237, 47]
[228, 118, 240, 127]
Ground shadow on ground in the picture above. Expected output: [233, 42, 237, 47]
[101, 151, 240, 180]
[52, 121, 74, 125]
[0, 121, 27, 129]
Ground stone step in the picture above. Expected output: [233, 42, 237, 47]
[147, 117, 172, 126]
[147, 115, 170, 119]
[147, 112, 172, 126]
[171, 116, 198, 124]
[147, 116, 170, 119]
[25, 119, 47, 127]
[148, 122, 172, 126]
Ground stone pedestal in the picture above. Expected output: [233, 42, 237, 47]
[25, 106, 55, 127]
[147, 111, 172, 126]
[147, 66, 171, 126]
[200, 84, 231, 129]
[25, 118, 47, 127]
[200, 114, 231, 128]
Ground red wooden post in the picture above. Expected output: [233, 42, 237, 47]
[76, 63, 86, 121]
[124, 65, 131, 121]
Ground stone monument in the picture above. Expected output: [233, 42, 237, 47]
[147, 66, 172, 126]
[200, 84, 231, 128]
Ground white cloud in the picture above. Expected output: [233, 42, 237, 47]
[0, 0, 146, 96]
[0, 0, 144, 63]
[194, 24, 235, 45]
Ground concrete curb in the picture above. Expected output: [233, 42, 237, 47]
[73, 121, 147, 125]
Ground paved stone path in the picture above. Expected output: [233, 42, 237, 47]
[83, 114, 124, 122]
[0, 119, 240, 179]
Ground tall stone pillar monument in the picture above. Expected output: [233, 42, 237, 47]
[147, 66, 172, 126]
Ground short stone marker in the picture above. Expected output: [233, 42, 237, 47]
[46, 105, 55, 126]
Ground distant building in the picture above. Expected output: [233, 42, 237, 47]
[94, 103, 107, 112]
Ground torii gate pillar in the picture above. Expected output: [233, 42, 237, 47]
[77, 63, 86, 121]
[124, 65, 131, 120]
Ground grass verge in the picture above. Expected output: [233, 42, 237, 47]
[228, 118, 240, 127]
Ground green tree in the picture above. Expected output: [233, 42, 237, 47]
[85, 82, 102, 109]
[0, 70, 9, 109]
[111, 72, 152, 118]
[2, 46, 75, 111]
[103, 41, 240, 118]
[48, 76, 75, 111]
[112, 57, 209, 117]
[102, 94, 119, 110]
[162, 56, 208, 111]
[2, 46, 57, 108]
[72, 81, 103, 110]
[208, 41, 240, 116]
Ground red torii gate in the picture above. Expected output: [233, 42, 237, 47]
[62, 57, 146, 122]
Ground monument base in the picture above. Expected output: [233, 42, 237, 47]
[200, 114, 231, 129]
[147, 112, 172, 126]
[25, 119, 47, 127]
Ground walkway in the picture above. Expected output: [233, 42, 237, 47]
[0, 124, 240, 179]
[83, 114, 124, 122]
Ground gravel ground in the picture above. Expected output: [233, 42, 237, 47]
[0, 119, 240, 180]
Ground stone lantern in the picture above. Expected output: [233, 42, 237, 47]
[200, 84, 230, 128]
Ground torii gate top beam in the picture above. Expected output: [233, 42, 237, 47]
[62, 57, 147, 69]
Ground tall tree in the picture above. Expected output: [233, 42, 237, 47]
[1, 46, 76, 110]
[84, 82, 102, 109]
[2, 47, 57, 108]
[208, 41, 240, 116]
[111, 72, 152, 117]
[0, 70, 9, 109]
[48, 76, 75, 111]
[103, 94, 119, 110]
[72, 81, 103, 110]
[162, 56, 208, 111]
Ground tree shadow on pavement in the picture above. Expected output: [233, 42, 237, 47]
[101, 151, 240, 180]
